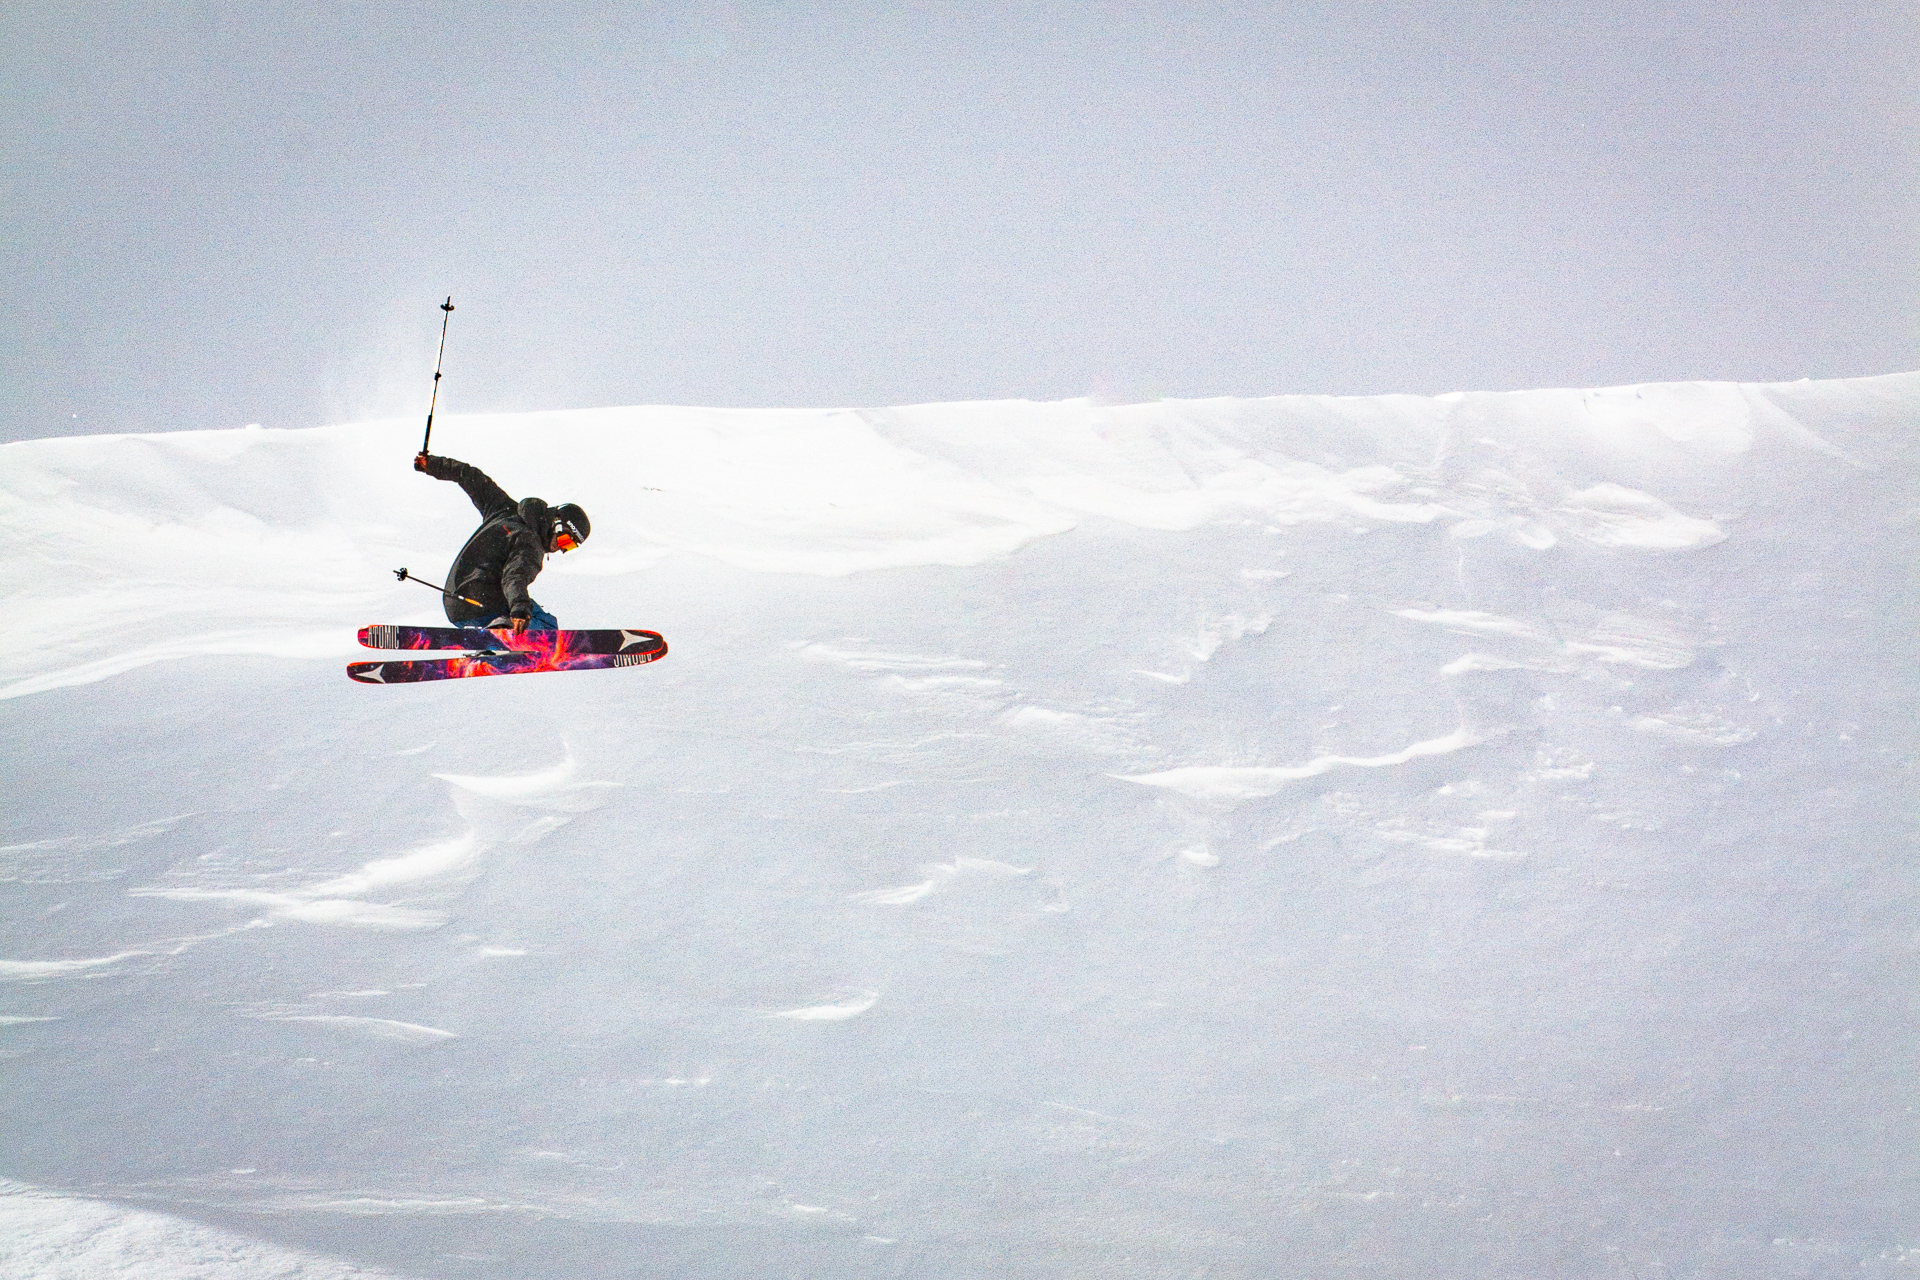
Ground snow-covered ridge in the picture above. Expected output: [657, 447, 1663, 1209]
[0, 373, 1898, 699]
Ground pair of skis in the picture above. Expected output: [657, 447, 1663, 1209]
[348, 625, 667, 685]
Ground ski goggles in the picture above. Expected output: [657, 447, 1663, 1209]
[552, 521, 583, 552]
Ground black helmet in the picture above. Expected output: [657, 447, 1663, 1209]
[550, 503, 590, 551]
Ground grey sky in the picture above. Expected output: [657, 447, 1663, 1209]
[4, 1, 1915, 443]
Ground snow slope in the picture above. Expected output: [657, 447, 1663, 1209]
[2, 374, 1916, 1278]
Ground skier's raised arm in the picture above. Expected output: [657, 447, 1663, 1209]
[414, 453, 515, 521]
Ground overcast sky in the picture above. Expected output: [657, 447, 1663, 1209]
[4, 1, 1916, 443]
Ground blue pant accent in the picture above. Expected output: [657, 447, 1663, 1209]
[477, 602, 559, 631]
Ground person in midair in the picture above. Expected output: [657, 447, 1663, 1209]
[413, 452, 590, 632]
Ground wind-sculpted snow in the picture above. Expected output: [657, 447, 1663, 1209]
[1119, 727, 1486, 801]
[0, 1179, 410, 1279]
[2, 372, 1917, 1279]
[0, 952, 151, 981]
[254, 1015, 459, 1045]
[124, 755, 617, 933]
[853, 856, 1035, 906]
[1400, 606, 1699, 673]
[766, 992, 881, 1021]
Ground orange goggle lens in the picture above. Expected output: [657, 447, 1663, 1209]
[554, 531, 579, 552]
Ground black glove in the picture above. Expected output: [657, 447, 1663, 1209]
[413, 452, 431, 472]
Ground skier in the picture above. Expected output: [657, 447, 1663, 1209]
[413, 452, 590, 632]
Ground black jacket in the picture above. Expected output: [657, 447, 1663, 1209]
[421, 455, 555, 624]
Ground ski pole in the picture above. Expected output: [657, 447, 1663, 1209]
[393, 567, 485, 610]
[418, 296, 455, 457]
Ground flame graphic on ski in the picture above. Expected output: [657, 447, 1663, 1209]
[349, 625, 667, 684]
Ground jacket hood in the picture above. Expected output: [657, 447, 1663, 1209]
[517, 497, 554, 550]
